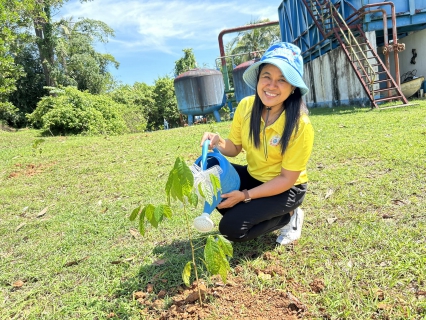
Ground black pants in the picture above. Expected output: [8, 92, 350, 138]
[217, 164, 307, 242]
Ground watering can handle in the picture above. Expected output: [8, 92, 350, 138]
[201, 140, 220, 171]
[201, 140, 210, 170]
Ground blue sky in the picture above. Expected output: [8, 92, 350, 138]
[60, 0, 281, 86]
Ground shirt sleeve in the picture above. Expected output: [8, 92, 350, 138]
[281, 114, 314, 171]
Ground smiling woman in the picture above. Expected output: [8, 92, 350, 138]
[199, 42, 314, 246]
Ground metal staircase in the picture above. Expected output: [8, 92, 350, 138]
[300, 0, 409, 108]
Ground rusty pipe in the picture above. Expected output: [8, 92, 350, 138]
[358, 2, 401, 87]
[218, 21, 279, 92]
[357, 8, 390, 91]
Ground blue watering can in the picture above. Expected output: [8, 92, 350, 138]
[192, 140, 240, 232]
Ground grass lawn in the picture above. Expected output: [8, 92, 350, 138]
[0, 102, 425, 319]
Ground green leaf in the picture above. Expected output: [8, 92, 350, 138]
[154, 205, 164, 223]
[138, 207, 146, 236]
[129, 206, 141, 221]
[176, 157, 194, 199]
[209, 173, 221, 201]
[197, 183, 205, 199]
[182, 261, 192, 287]
[217, 235, 233, 258]
[171, 169, 183, 202]
[201, 179, 214, 206]
[165, 169, 174, 205]
[144, 204, 158, 228]
[188, 191, 198, 207]
[218, 262, 229, 284]
[161, 204, 173, 219]
[204, 235, 227, 275]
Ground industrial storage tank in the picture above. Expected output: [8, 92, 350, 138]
[174, 68, 225, 125]
[232, 60, 258, 103]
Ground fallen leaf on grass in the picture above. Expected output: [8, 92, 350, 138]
[36, 207, 48, 218]
[129, 228, 140, 238]
[64, 256, 89, 267]
[391, 199, 408, 206]
[377, 302, 391, 310]
[382, 214, 393, 219]
[416, 290, 426, 297]
[153, 259, 166, 266]
[12, 280, 24, 288]
[124, 256, 135, 262]
[325, 188, 334, 199]
[111, 256, 135, 264]
[20, 206, 29, 216]
[375, 289, 385, 301]
[15, 223, 26, 232]
[326, 217, 337, 224]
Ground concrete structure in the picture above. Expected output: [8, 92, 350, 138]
[304, 31, 377, 107]
[278, 0, 426, 107]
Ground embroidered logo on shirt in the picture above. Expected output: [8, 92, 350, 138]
[269, 135, 281, 146]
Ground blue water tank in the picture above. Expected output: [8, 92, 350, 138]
[232, 60, 258, 103]
[174, 69, 225, 124]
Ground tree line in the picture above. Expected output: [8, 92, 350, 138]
[1, 0, 279, 135]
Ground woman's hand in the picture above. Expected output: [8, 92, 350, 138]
[217, 190, 245, 209]
[200, 132, 220, 150]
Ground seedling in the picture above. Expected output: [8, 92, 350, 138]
[32, 139, 45, 156]
[130, 156, 233, 305]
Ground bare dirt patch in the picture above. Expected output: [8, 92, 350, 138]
[8, 163, 55, 178]
[132, 251, 316, 319]
[134, 276, 308, 320]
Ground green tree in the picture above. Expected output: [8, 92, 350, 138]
[8, 44, 47, 127]
[174, 48, 197, 76]
[25, 0, 117, 92]
[54, 17, 119, 93]
[153, 76, 180, 129]
[227, 19, 280, 66]
[0, 0, 26, 125]
[109, 82, 154, 133]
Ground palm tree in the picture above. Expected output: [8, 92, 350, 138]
[226, 19, 280, 67]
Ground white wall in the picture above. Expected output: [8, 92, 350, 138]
[303, 31, 381, 107]
[378, 28, 426, 86]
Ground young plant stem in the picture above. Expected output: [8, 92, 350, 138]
[183, 203, 203, 306]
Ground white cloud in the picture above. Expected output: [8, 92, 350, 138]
[61, 0, 280, 55]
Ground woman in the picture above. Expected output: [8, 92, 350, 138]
[200, 42, 314, 245]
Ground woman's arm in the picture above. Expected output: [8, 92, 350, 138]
[200, 132, 242, 157]
[217, 167, 300, 209]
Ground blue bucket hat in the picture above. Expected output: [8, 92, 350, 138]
[242, 42, 309, 96]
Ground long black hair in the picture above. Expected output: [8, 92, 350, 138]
[248, 63, 308, 156]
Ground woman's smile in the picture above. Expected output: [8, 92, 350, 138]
[257, 64, 294, 110]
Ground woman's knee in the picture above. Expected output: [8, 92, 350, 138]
[218, 218, 247, 242]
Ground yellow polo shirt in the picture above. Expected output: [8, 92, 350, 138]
[228, 95, 314, 184]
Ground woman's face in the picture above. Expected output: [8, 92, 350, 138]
[256, 64, 295, 109]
